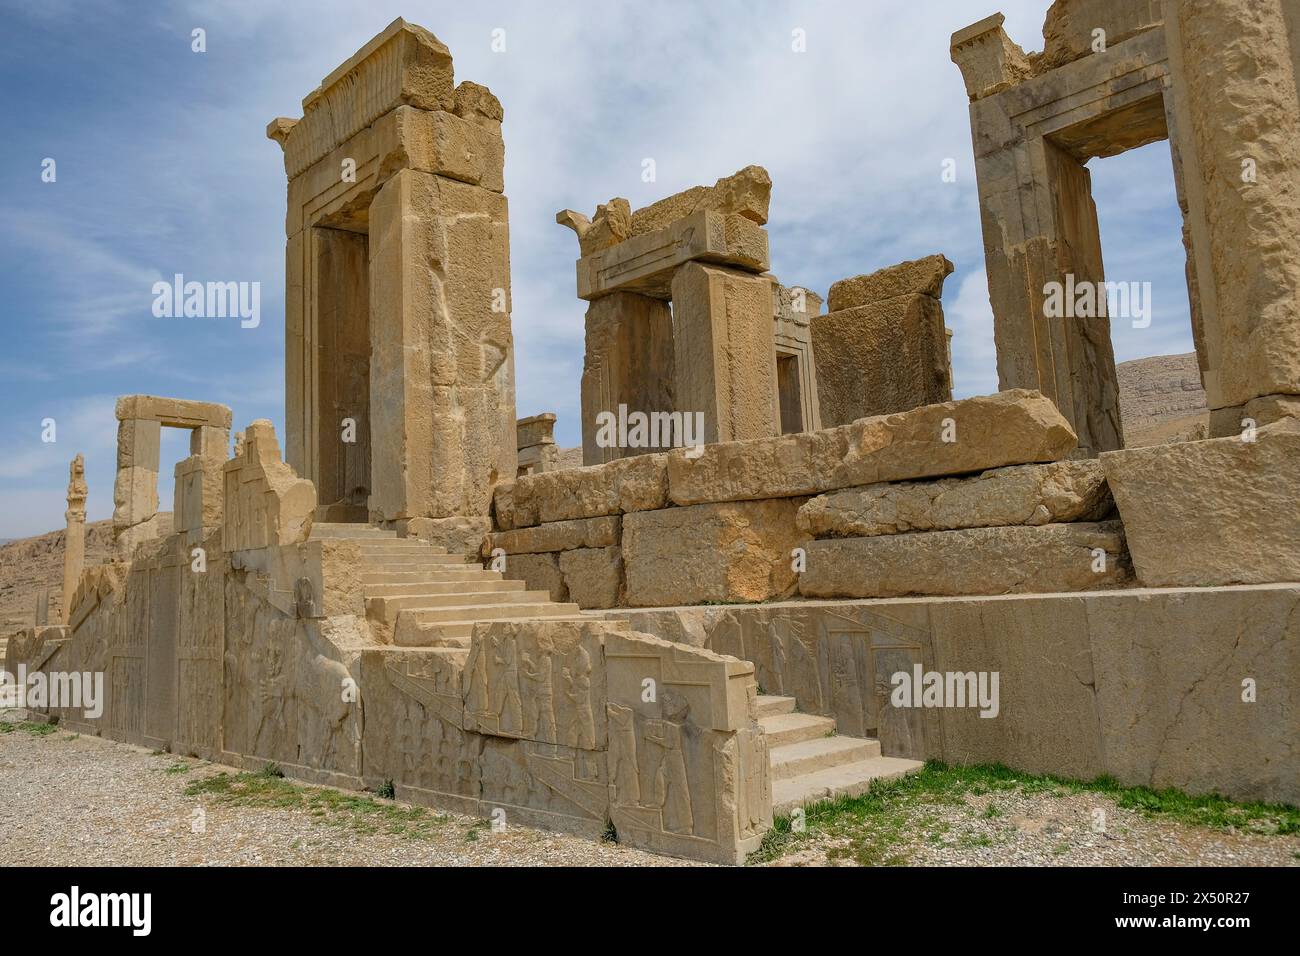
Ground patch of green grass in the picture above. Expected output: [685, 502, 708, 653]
[0, 721, 58, 737]
[258, 762, 285, 779]
[162, 762, 192, 775]
[375, 779, 395, 800]
[465, 820, 492, 842]
[184, 772, 451, 840]
[749, 761, 1300, 865]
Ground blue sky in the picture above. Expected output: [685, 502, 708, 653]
[0, 0, 1194, 538]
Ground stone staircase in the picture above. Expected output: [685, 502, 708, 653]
[312, 523, 583, 648]
[757, 694, 923, 816]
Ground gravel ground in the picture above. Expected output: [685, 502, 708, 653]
[0, 714, 697, 867]
[5, 712, 1295, 867]
[770, 788, 1300, 867]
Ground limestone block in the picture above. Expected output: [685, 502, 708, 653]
[396, 515, 491, 558]
[799, 521, 1130, 599]
[115, 395, 232, 430]
[1085, 584, 1300, 804]
[368, 169, 514, 521]
[1208, 394, 1300, 438]
[464, 619, 608, 750]
[628, 165, 772, 236]
[190, 425, 230, 459]
[373, 105, 504, 193]
[671, 262, 780, 444]
[506, 453, 669, 528]
[501, 552, 568, 603]
[797, 460, 1113, 537]
[1038, 0, 1164, 73]
[813, 294, 953, 425]
[1100, 418, 1300, 586]
[950, 13, 1032, 100]
[453, 80, 504, 123]
[623, 500, 805, 607]
[173, 454, 225, 536]
[575, 210, 769, 300]
[581, 292, 675, 466]
[116, 418, 161, 471]
[487, 516, 620, 557]
[516, 413, 556, 450]
[668, 389, 1079, 506]
[559, 547, 624, 609]
[112, 465, 159, 528]
[826, 254, 954, 312]
[272, 19, 456, 179]
[222, 420, 316, 551]
[604, 629, 769, 864]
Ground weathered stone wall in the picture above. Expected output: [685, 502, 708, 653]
[488, 390, 1143, 608]
[607, 584, 1300, 806]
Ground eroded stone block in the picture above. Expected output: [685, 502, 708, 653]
[1100, 417, 1300, 586]
[505, 453, 669, 528]
[668, 389, 1079, 506]
[799, 521, 1131, 599]
[797, 460, 1113, 537]
[623, 500, 804, 606]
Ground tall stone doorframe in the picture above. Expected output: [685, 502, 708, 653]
[951, 0, 1300, 451]
[558, 166, 823, 465]
[112, 395, 232, 556]
[267, 18, 517, 530]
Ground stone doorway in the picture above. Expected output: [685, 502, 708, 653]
[311, 221, 371, 522]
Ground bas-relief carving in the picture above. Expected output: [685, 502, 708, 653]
[604, 632, 768, 861]
[463, 622, 606, 750]
[697, 605, 939, 760]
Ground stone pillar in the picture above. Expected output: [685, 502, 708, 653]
[61, 454, 87, 623]
[812, 256, 954, 427]
[112, 416, 161, 556]
[368, 167, 515, 521]
[1165, 0, 1300, 435]
[581, 292, 675, 464]
[670, 263, 780, 444]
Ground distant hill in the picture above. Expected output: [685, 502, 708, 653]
[1116, 352, 1209, 447]
[0, 515, 172, 634]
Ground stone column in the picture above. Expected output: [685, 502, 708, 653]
[112, 416, 161, 556]
[581, 292, 675, 464]
[61, 454, 87, 623]
[1165, 0, 1300, 434]
[670, 263, 780, 444]
[368, 167, 516, 522]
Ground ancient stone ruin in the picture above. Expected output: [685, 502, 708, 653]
[8, 3, 1299, 864]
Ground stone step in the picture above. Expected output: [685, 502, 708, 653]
[771, 756, 924, 816]
[769, 735, 881, 781]
[346, 541, 450, 554]
[312, 523, 398, 539]
[365, 579, 523, 597]
[398, 602, 583, 626]
[360, 569, 502, 585]
[758, 712, 838, 748]
[755, 694, 797, 718]
[368, 589, 556, 620]
[359, 554, 476, 568]
[393, 611, 589, 648]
